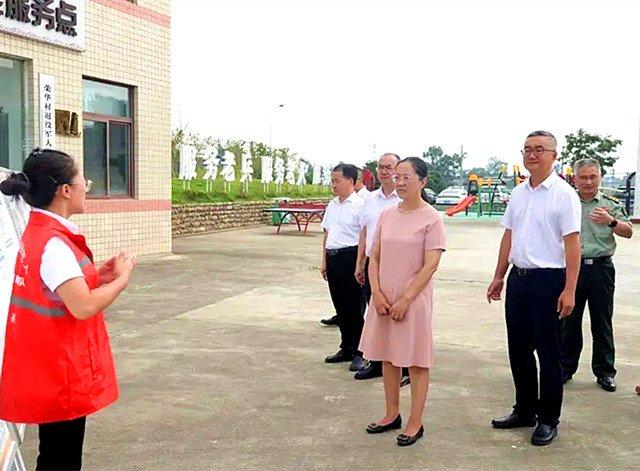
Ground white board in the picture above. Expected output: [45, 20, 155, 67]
[0, 168, 29, 470]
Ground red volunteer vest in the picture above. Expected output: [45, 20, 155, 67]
[0, 211, 118, 424]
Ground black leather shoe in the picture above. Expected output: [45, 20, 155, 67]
[366, 415, 402, 434]
[324, 350, 353, 363]
[491, 412, 537, 429]
[354, 363, 382, 380]
[400, 375, 411, 387]
[531, 423, 557, 446]
[397, 425, 424, 447]
[562, 374, 572, 384]
[597, 376, 617, 392]
[349, 355, 366, 372]
[320, 315, 339, 326]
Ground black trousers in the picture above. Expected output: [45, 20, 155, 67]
[37, 416, 86, 470]
[326, 247, 365, 355]
[505, 267, 565, 426]
[560, 261, 616, 378]
[362, 258, 372, 305]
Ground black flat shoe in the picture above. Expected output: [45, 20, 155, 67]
[400, 375, 411, 387]
[597, 376, 616, 392]
[366, 415, 402, 434]
[562, 374, 573, 385]
[397, 425, 424, 446]
[531, 423, 557, 446]
[491, 411, 536, 429]
[324, 350, 353, 363]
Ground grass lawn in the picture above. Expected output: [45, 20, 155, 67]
[172, 178, 332, 204]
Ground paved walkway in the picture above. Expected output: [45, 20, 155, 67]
[22, 218, 640, 470]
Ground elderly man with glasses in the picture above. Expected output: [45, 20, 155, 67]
[560, 158, 633, 393]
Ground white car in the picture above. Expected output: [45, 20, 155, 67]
[436, 187, 468, 205]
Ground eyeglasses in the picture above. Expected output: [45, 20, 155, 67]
[392, 174, 420, 184]
[69, 179, 93, 193]
[521, 147, 555, 157]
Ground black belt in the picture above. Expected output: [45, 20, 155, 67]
[512, 266, 565, 277]
[326, 246, 358, 256]
[581, 256, 612, 266]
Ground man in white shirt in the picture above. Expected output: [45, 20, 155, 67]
[321, 164, 367, 371]
[486, 131, 581, 446]
[352, 153, 401, 380]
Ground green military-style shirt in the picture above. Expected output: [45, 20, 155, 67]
[579, 190, 630, 258]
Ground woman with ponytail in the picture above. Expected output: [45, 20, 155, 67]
[0, 148, 136, 470]
[359, 157, 446, 446]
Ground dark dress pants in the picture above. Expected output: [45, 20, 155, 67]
[326, 247, 365, 355]
[560, 261, 616, 379]
[505, 267, 565, 427]
[37, 416, 86, 470]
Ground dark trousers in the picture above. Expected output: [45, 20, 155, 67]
[505, 267, 565, 426]
[560, 261, 616, 378]
[326, 247, 365, 355]
[37, 416, 86, 470]
[362, 257, 372, 304]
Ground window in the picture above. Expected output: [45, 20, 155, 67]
[82, 79, 134, 197]
[0, 57, 26, 170]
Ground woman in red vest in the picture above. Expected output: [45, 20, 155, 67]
[0, 148, 136, 470]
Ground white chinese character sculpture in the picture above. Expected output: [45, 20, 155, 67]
[261, 155, 273, 192]
[312, 163, 322, 186]
[179, 144, 197, 190]
[296, 160, 308, 187]
[240, 142, 254, 193]
[202, 146, 221, 192]
[321, 165, 332, 186]
[274, 155, 285, 192]
[285, 157, 297, 186]
[221, 150, 236, 193]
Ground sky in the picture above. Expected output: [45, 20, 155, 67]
[171, 0, 640, 174]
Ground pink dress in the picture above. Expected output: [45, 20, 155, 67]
[359, 204, 446, 368]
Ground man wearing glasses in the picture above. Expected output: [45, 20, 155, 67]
[560, 158, 633, 393]
[487, 131, 581, 446]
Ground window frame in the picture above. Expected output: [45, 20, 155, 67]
[82, 77, 135, 199]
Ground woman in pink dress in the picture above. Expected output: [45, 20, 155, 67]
[359, 157, 446, 447]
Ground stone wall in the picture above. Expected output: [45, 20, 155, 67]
[172, 199, 331, 237]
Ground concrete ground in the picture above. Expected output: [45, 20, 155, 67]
[22, 218, 640, 470]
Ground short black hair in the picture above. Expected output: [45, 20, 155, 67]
[332, 163, 358, 185]
[527, 130, 557, 148]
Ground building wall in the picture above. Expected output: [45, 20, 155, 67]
[0, 0, 172, 260]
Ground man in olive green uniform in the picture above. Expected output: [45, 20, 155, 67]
[560, 158, 633, 392]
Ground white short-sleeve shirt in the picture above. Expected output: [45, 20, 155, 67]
[359, 188, 401, 257]
[32, 208, 84, 292]
[501, 173, 581, 269]
[322, 191, 365, 249]
[357, 186, 371, 199]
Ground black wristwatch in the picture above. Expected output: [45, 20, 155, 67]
[608, 219, 618, 228]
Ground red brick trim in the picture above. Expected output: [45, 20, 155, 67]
[86, 199, 172, 214]
[631, 217, 639, 224]
[90, 0, 170, 28]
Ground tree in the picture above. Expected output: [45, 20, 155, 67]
[485, 157, 508, 176]
[364, 160, 378, 176]
[422, 146, 463, 192]
[561, 129, 622, 174]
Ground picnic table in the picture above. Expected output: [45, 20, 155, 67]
[263, 203, 327, 235]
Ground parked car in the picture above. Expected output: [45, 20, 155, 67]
[425, 188, 437, 204]
[436, 187, 468, 205]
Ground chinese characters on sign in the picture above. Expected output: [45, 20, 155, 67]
[0, 0, 85, 51]
[38, 74, 55, 149]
